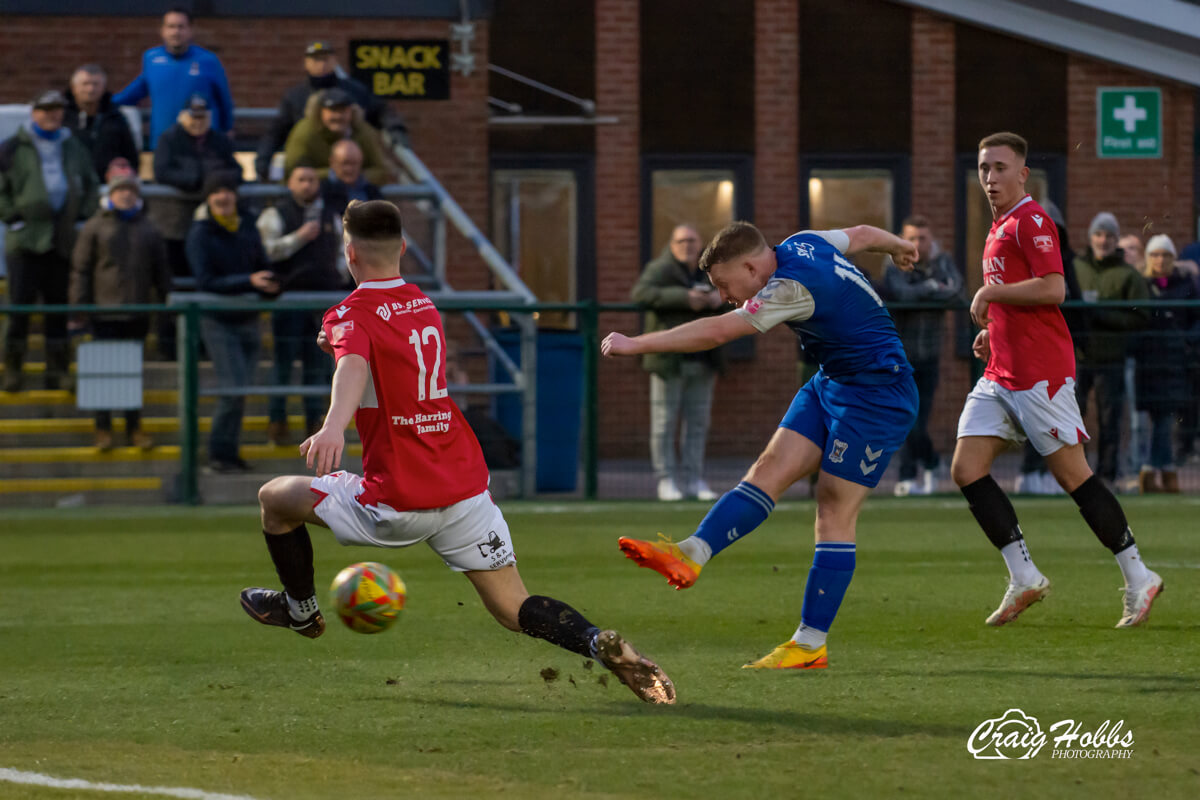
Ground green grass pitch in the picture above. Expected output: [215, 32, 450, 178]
[0, 497, 1196, 799]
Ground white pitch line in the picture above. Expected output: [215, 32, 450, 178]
[0, 768, 264, 800]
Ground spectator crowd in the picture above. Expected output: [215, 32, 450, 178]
[4, 8, 1200, 495]
[0, 8, 400, 472]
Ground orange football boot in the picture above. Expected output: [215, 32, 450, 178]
[618, 533, 702, 590]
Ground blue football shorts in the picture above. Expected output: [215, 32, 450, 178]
[780, 370, 919, 488]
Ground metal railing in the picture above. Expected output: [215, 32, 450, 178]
[6, 298, 1200, 501]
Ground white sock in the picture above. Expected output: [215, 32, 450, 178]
[679, 536, 712, 566]
[1115, 544, 1151, 587]
[1000, 539, 1042, 585]
[791, 623, 827, 648]
[287, 593, 319, 620]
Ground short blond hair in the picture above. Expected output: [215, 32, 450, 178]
[699, 221, 767, 272]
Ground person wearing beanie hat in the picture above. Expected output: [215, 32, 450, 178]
[185, 168, 278, 474]
[1135, 233, 1198, 494]
[107, 173, 141, 196]
[1088, 211, 1120, 240]
[200, 168, 241, 200]
[1145, 234, 1176, 258]
[70, 163, 169, 451]
[1073, 211, 1149, 487]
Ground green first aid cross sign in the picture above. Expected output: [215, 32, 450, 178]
[1097, 88, 1162, 158]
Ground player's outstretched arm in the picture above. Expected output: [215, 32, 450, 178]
[603, 311, 757, 357]
[842, 225, 919, 269]
[300, 353, 369, 475]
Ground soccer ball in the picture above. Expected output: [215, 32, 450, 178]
[329, 561, 407, 634]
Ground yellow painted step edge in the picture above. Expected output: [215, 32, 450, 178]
[0, 415, 312, 435]
[0, 443, 363, 463]
[0, 476, 162, 493]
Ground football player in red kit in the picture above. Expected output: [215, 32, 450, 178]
[240, 200, 674, 704]
[951, 132, 1162, 628]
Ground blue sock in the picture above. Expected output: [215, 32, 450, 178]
[800, 543, 856, 633]
[689, 481, 775, 561]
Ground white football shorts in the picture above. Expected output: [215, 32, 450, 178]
[309, 471, 516, 572]
[957, 377, 1090, 456]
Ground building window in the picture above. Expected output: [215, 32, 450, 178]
[648, 169, 738, 255]
[807, 168, 896, 278]
[491, 169, 578, 328]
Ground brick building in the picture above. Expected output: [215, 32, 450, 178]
[1, 0, 1197, 464]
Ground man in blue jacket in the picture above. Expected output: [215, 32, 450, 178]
[113, 8, 234, 147]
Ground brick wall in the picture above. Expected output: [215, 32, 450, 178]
[910, 11, 970, 463]
[703, 0, 805, 454]
[911, 11, 955, 237]
[1067, 56, 1195, 251]
[0, 15, 492, 289]
[594, 0, 646, 457]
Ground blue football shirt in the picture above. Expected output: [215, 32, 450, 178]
[734, 230, 911, 384]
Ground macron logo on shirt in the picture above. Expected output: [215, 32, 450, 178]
[335, 305, 350, 318]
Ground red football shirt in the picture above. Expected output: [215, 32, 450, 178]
[981, 195, 1076, 392]
[322, 277, 489, 511]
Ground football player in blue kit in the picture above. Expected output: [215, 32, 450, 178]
[603, 221, 918, 669]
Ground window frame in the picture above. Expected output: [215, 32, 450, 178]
[799, 153, 911, 234]
[489, 153, 596, 306]
[639, 154, 754, 266]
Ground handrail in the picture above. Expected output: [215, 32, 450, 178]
[386, 142, 537, 303]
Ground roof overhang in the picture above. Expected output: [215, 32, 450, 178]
[895, 0, 1200, 87]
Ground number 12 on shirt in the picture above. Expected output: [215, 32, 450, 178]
[408, 326, 449, 401]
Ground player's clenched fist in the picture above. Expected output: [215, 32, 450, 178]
[602, 332, 637, 357]
[316, 328, 333, 355]
[890, 240, 919, 270]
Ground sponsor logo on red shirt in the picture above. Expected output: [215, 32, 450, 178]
[330, 320, 354, 344]
[1033, 235, 1054, 253]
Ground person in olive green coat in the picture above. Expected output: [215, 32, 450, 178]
[282, 89, 391, 187]
[632, 224, 726, 501]
[1073, 211, 1149, 484]
[0, 90, 100, 392]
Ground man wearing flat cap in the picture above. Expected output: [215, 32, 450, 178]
[282, 88, 391, 186]
[0, 90, 99, 392]
[255, 40, 405, 182]
[151, 93, 240, 285]
[1073, 211, 1150, 487]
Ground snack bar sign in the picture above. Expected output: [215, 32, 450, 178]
[351, 39, 450, 100]
[1097, 88, 1162, 159]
